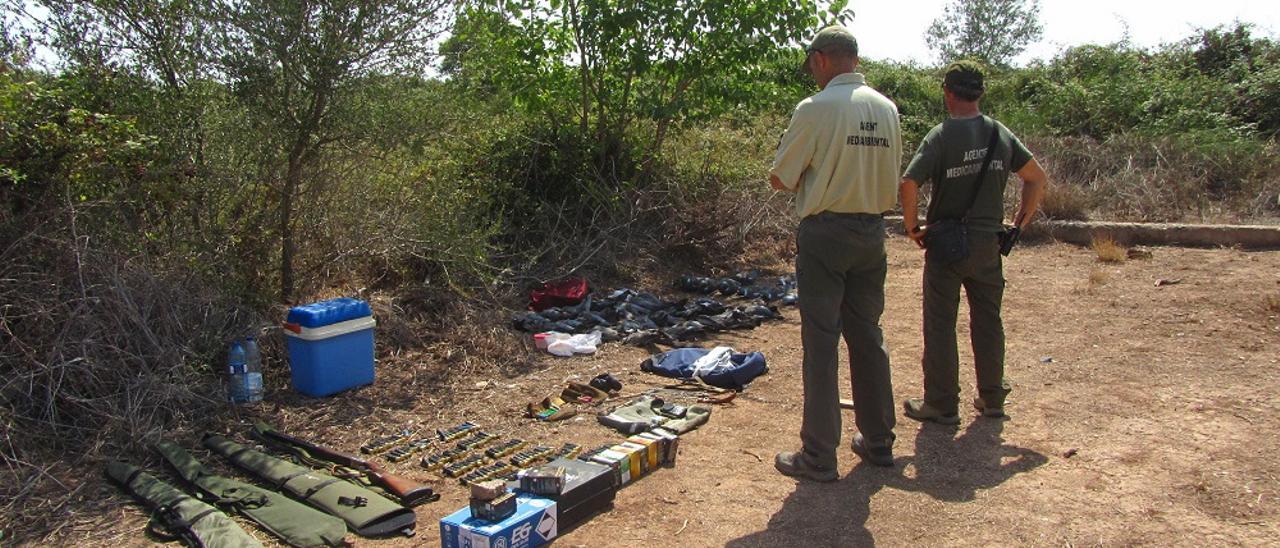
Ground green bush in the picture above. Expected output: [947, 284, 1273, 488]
[863, 61, 944, 153]
[0, 71, 158, 212]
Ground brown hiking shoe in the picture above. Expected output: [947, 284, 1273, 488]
[903, 398, 960, 425]
[973, 397, 1006, 418]
[774, 451, 837, 482]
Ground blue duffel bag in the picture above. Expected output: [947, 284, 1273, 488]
[640, 347, 767, 390]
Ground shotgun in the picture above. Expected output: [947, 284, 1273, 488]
[253, 421, 439, 507]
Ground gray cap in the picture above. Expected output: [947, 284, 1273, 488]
[806, 25, 858, 56]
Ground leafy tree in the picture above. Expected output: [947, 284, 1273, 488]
[41, 0, 452, 301]
[926, 0, 1043, 67]
[448, 0, 843, 186]
[207, 0, 450, 300]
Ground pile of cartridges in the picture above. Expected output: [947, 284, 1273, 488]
[412, 423, 585, 488]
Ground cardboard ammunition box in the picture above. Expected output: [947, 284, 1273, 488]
[650, 428, 680, 465]
[590, 449, 631, 485]
[471, 479, 507, 501]
[520, 465, 566, 495]
[543, 458, 617, 532]
[616, 443, 650, 476]
[469, 491, 517, 522]
[635, 432, 669, 465]
[625, 436, 660, 469]
[441, 495, 557, 548]
[612, 443, 645, 479]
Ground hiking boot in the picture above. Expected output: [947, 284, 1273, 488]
[774, 451, 838, 483]
[850, 433, 894, 467]
[973, 397, 1006, 418]
[903, 398, 960, 425]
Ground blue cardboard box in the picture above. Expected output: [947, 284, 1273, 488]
[440, 495, 557, 548]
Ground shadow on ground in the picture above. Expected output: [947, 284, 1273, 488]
[727, 419, 1047, 547]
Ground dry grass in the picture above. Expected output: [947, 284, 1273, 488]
[0, 219, 255, 541]
[1092, 236, 1128, 263]
[1039, 181, 1091, 221]
[1024, 135, 1280, 223]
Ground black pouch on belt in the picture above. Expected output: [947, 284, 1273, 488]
[924, 219, 969, 264]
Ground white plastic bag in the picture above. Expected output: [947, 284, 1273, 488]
[545, 330, 602, 357]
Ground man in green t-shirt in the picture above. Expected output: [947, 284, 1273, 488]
[769, 26, 903, 481]
[898, 61, 1048, 424]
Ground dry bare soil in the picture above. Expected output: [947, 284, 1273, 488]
[63, 236, 1280, 547]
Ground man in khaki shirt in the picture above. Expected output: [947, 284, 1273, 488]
[770, 26, 902, 482]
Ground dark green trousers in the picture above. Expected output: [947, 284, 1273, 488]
[796, 212, 895, 470]
[922, 231, 1011, 414]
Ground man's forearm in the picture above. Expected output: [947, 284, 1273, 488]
[1015, 182, 1044, 228]
[899, 178, 921, 231]
[1014, 160, 1048, 228]
[769, 173, 794, 193]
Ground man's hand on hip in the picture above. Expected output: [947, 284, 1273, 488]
[907, 225, 927, 249]
[769, 173, 795, 192]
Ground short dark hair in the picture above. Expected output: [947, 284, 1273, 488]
[818, 45, 858, 62]
[945, 84, 984, 102]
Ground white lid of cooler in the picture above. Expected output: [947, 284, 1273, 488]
[284, 316, 376, 341]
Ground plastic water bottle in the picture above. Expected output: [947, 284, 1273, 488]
[227, 341, 247, 403]
[241, 336, 264, 403]
[228, 339, 263, 404]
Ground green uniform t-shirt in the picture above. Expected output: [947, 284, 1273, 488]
[903, 115, 1033, 233]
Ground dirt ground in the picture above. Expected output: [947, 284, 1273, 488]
[58, 236, 1280, 547]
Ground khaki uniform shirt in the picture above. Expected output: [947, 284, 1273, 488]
[771, 72, 903, 218]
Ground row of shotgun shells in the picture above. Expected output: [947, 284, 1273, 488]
[437, 422, 478, 442]
[443, 454, 487, 478]
[485, 438, 527, 459]
[384, 438, 434, 463]
[422, 429, 497, 471]
[357, 422, 477, 462]
[580, 429, 679, 487]
[456, 431, 499, 452]
[360, 430, 412, 455]
[460, 461, 517, 486]
[457, 442, 582, 486]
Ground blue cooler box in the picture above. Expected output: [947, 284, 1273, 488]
[284, 298, 376, 397]
[440, 495, 558, 548]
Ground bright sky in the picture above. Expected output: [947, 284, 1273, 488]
[848, 0, 1280, 65]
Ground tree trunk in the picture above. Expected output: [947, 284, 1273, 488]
[640, 76, 694, 183]
[279, 153, 301, 303]
[278, 90, 331, 303]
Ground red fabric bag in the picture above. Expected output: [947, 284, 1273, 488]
[529, 277, 589, 311]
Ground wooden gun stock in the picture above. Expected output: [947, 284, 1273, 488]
[257, 424, 438, 507]
[364, 461, 439, 506]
